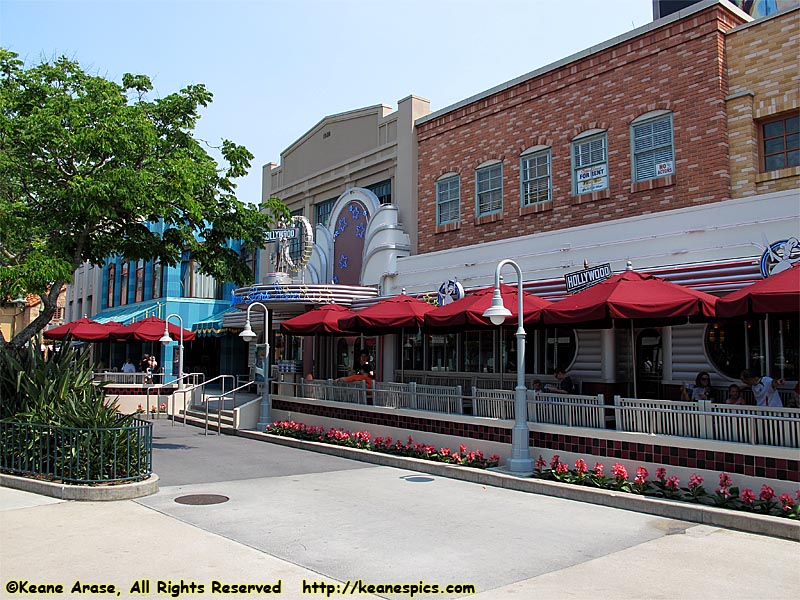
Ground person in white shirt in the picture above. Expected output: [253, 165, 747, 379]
[121, 358, 136, 374]
[740, 370, 785, 408]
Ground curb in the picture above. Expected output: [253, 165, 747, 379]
[0, 472, 159, 501]
[237, 429, 800, 542]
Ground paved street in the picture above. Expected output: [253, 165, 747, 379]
[1, 420, 798, 600]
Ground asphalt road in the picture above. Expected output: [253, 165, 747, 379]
[1, 420, 797, 600]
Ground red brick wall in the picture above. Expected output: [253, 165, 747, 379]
[417, 5, 747, 254]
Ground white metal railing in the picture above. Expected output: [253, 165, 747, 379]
[302, 379, 368, 405]
[528, 392, 606, 428]
[614, 396, 705, 438]
[274, 379, 800, 448]
[709, 403, 800, 447]
[614, 396, 800, 447]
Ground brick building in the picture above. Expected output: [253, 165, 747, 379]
[386, 0, 798, 396]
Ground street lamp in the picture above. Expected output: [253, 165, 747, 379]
[239, 301, 271, 428]
[160, 313, 184, 388]
[482, 259, 534, 474]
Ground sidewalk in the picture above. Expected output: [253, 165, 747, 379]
[1, 420, 798, 600]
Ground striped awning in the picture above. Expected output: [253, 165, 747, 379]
[192, 307, 240, 337]
[92, 301, 164, 325]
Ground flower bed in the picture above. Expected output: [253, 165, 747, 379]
[535, 455, 799, 520]
[266, 421, 500, 469]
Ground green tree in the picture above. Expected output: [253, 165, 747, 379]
[0, 49, 287, 347]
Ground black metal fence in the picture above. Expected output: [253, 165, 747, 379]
[0, 418, 152, 484]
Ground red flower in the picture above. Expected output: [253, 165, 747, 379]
[656, 467, 667, 480]
[666, 476, 680, 490]
[556, 462, 569, 474]
[535, 456, 547, 470]
[759, 485, 775, 502]
[575, 459, 588, 474]
[550, 454, 560, 470]
[779, 493, 795, 511]
[593, 463, 604, 476]
[718, 472, 732, 488]
[688, 474, 704, 490]
[634, 466, 648, 485]
[741, 488, 756, 505]
[611, 463, 628, 480]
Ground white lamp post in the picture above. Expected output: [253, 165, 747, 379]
[482, 259, 534, 474]
[239, 301, 271, 428]
[160, 313, 184, 388]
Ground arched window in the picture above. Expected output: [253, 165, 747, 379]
[631, 110, 674, 181]
[475, 160, 503, 216]
[436, 173, 460, 225]
[571, 129, 607, 194]
[520, 145, 551, 205]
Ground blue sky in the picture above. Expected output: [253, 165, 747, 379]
[1, 0, 654, 205]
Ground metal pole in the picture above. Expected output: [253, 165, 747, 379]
[241, 301, 272, 430]
[485, 259, 533, 474]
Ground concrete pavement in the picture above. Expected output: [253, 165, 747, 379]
[1, 420, 798, 599]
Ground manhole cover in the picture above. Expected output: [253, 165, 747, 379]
[174, 494, 229, 505]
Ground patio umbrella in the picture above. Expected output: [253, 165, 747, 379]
[339, 294, 435, 335]
[112, 316, 196, 342]
[542, 268, 718, 396]
[542, 269, 718, 328]
[280, 304, 358, 335]
[43, 318, 125, 341]
[424, 284, 550, 330]
[716, 262, 799, 318]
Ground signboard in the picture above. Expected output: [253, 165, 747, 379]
[760, 237, 800, 278]
[265, 228, 298, 242]
[576, 164, 608, 194]
[437, 280, 465, 306]
[565, 263, 613, 294]
[655, 161, 674, 177]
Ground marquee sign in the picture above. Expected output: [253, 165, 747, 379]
[437, 280, 465, 306]
[760, 237, 799, 278]
[564, 263, 612, 294]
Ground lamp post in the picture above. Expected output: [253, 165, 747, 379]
[159, 313, 184, 389]
[482, 259, 534, 474]
[239, 301, 271, 429]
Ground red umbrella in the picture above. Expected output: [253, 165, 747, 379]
[424, 284, 550, 330]
[280, 304, 358, 335]
[44, 318, 125, 341]
[542, 269, 718, 327]
[339, 295, 436, 334]
[716, 262, 800, 318]
[112, 316, 196, 342]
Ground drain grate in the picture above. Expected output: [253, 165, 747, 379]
[174, 494, 229, 505]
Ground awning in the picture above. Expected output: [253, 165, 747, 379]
[92, 301, 164, 325]
[192, 307, 240, 337]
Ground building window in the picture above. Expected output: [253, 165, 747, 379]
[762, 113, 799, 171]
[572, 132, 608, 194]
[315, 198, 336, 226]
[475, 162, 503, 216]
[181, 258, 218, 299]
[436, 175, 460, 225]
[152, 260, 162, 299]
[520, 149, 551, 205]
[134, 261, 144, 303]
[706, 317, 798, 381]
[366, 179, 392, 204]
[119, 261, 129, 306]
[632, 113, 674, 181]
[288, 209, 303, 265]
[106, 263, 115, 308]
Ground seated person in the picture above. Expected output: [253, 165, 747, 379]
[354, 350, 375, 379]
[691, 372, 713, 401]
[545, 368, 575, 394]
[725, 383, 746, 405]
[531, 378, 544, 393]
